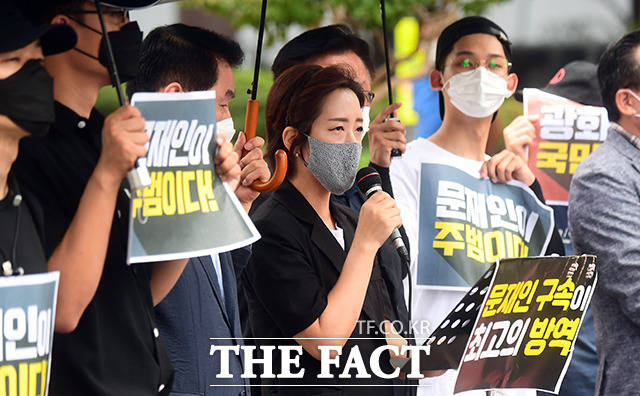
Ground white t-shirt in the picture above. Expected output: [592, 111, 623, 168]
[390, 138, 535, 396]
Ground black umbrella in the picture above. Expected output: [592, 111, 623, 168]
[242, 0, 287, 193]
[380, 0, 402, 158]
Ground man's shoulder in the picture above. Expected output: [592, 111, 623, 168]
[390, 138, 433, 180]
[573, 138, 630, 186]
[401, 138, 435, 161]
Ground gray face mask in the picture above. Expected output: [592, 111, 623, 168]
[299, 135, 362, 195]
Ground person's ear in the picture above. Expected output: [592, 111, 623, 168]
[50, 14, 70, 26]
[615, 89, 638, 117]
[506, 73, 518, 93]
[163, 82, 184, 93]
[282, 126, 299, 152]
[430, 69, 445, 91]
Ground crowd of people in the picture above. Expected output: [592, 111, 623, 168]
[1, 0, 637, 395]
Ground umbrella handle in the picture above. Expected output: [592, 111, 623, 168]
[242, 99, 288, 192]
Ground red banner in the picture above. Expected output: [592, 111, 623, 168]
[523, 88, 608, 203]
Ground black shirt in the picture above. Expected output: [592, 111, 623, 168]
[242, 180, 415, 395]
[14, 102, 173, 396]
[0, 180, 46, 275]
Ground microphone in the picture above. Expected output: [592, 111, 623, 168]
[356, 167, 414, 339]
[356, 167, 410, 265]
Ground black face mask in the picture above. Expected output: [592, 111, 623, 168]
[0, 60, 54, 137]
[71, 20, 142, 83]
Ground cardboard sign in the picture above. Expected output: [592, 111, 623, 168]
[417, 163, 554, 289]
[0, 272, 59, 396]
[455, 256, 597, 394]
[523, 88, 608, 204]
[127, 91, 259, 264]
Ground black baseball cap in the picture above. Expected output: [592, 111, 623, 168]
[20, 0, 162, 22]
[435, 16, 511, 72]
[101, 0, 160, 8]
[435, 16, 512, 118]
[515, 61, 601, 107]
[0, 3, 77, 56]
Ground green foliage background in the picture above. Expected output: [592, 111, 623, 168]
[183, 0, 508, 42]
[96, 0, 513, 166]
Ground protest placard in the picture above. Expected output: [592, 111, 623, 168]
[524, 88, 609, 254]
[127, 91, 259, 264]
[454, 255, 597, 394]
[417, 163, 554, 290]
[0, 272, 59, 396]
[523, 88, 608, 203]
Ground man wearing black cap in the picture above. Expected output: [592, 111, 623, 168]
[12, 1, 241, 395]
[390, 16, 562, 396]
[0, 3, 76, 276]
[506, 61, 604, 162]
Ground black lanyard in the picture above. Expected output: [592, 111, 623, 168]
[1, 176, 24, 276]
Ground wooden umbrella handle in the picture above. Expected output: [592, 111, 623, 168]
[242, 99, 288, 192]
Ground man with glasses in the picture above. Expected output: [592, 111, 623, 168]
[13, 1, 240, 395]
[390, 16, 562, 396]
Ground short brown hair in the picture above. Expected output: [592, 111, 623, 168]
[264, 64, 364, 173]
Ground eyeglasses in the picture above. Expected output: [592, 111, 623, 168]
[364, 90, 375, 105]
[449, 54, 512, 76]
[65, 8, 130, 23]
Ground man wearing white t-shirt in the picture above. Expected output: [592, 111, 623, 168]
[390, 16, 564, 395]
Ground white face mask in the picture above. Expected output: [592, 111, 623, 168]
[216, 117, 236, 142]
[443, 67, 513, 118]
[361, 106, 371, 136]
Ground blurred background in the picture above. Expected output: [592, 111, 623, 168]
[97, 0, 639, 166]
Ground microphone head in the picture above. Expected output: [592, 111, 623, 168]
[356, 167, 382, 196]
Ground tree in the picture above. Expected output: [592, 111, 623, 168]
[181, 0, 511, 142]
[185, 0, 509, 42]
[184, 0, 510, 86]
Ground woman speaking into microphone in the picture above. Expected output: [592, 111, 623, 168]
[241, 64, 415, 395]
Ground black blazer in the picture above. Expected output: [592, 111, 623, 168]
[241, 180, 415, 396]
